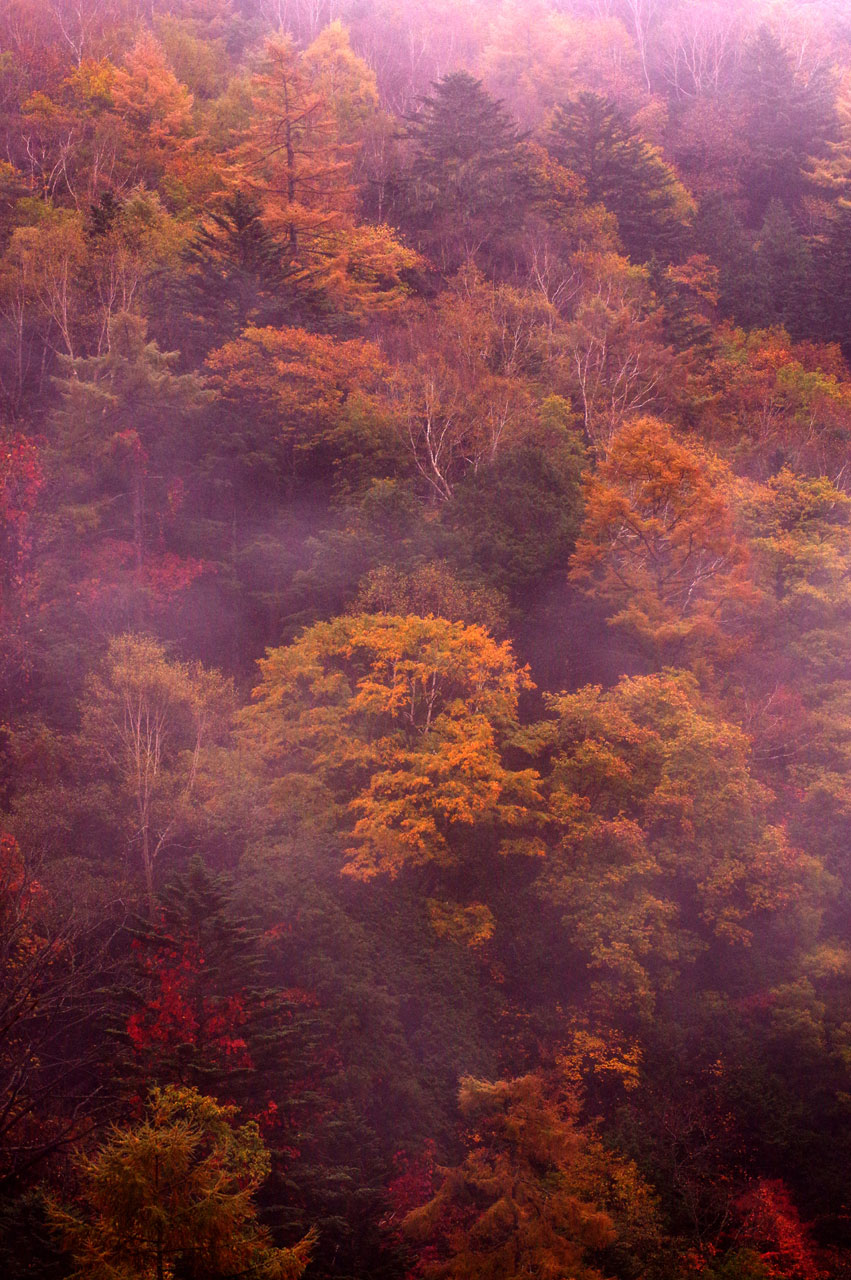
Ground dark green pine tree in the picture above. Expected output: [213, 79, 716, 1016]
[647, 261, 714, 357]
[119, 856, 324, 1121]
[400, 72, 529, 274]
[50, 313, 206, 572]
[754, 199, 820, 338]
[169, 190, 315, 359]
[87, 189, 123, 239]
[737, 25, 836, 225]
[547, 92, 690, 263]
[692, 198, 818, 338]
[693, 194, 767, 327]
[120, 856, 408, 1280]
[818, 199, 851, 357]
[443, 402, 586, 606]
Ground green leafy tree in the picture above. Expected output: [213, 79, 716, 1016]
[740, 469, 851, 690]
[526, 671, 825, 1016]
[354, 561, 508, 636]
[443, 397, 586, 604]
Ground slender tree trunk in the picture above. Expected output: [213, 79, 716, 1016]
[142, 825, 155, 916]
[278, 76, 299, 252]
[155, 1153, 165, 1280]
[132, 455, 144, 572]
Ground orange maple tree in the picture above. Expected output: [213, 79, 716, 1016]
[570, 415, 751, 663]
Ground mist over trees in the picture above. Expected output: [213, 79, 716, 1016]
[5, 2, 851, 1279]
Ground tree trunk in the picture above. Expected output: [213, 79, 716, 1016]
[132, 453, 144, 572]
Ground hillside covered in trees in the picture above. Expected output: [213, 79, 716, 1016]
[6, 1, 851, 1278]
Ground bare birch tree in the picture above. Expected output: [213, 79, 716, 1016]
[80, 635, 233, 913]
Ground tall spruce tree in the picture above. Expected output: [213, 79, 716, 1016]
[50, 313, 205, 575]
[818, 199, 851, 356]
[401, 72, 529, 274]
[693, 194, 767, 327]
[547, 92, 691, 263]
[173, 191, 311, 358]
[121, 857, 323, 1117]
[754, 199, 819, 338]
[737, 26, 836, 224]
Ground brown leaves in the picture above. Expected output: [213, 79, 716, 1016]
[207, 324, 386, 436]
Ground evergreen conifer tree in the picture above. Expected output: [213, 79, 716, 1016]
[755, 199, 819, 338]
[122, 856, 323, 1119]
[547, 92, 691, 263]
[818, 199, 851, 356]
[737, 26, 836, 224]
[174, 191, 312, 356]
[401, 72, 529, 273]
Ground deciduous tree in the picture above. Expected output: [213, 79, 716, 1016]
[50, 1084, 315, 1280]
[79, 634, 232, 911]
[528, 671, 824, 1014]
[570, 416, 749, 661]
[239, 612, 542, 881]
[403, 1069, 660, 1280]
[0, 432, 41, 615]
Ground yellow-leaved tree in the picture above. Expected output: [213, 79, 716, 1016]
[79, 634, 233, 912]
[525, 671, 827, 1016]
[238, 613, 543, 884]
[50, 1084, 314, 1280]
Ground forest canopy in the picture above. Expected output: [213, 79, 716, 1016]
[4, 3, 851, 1280]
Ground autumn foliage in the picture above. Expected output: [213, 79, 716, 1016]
[5, 5, 851, 1280]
